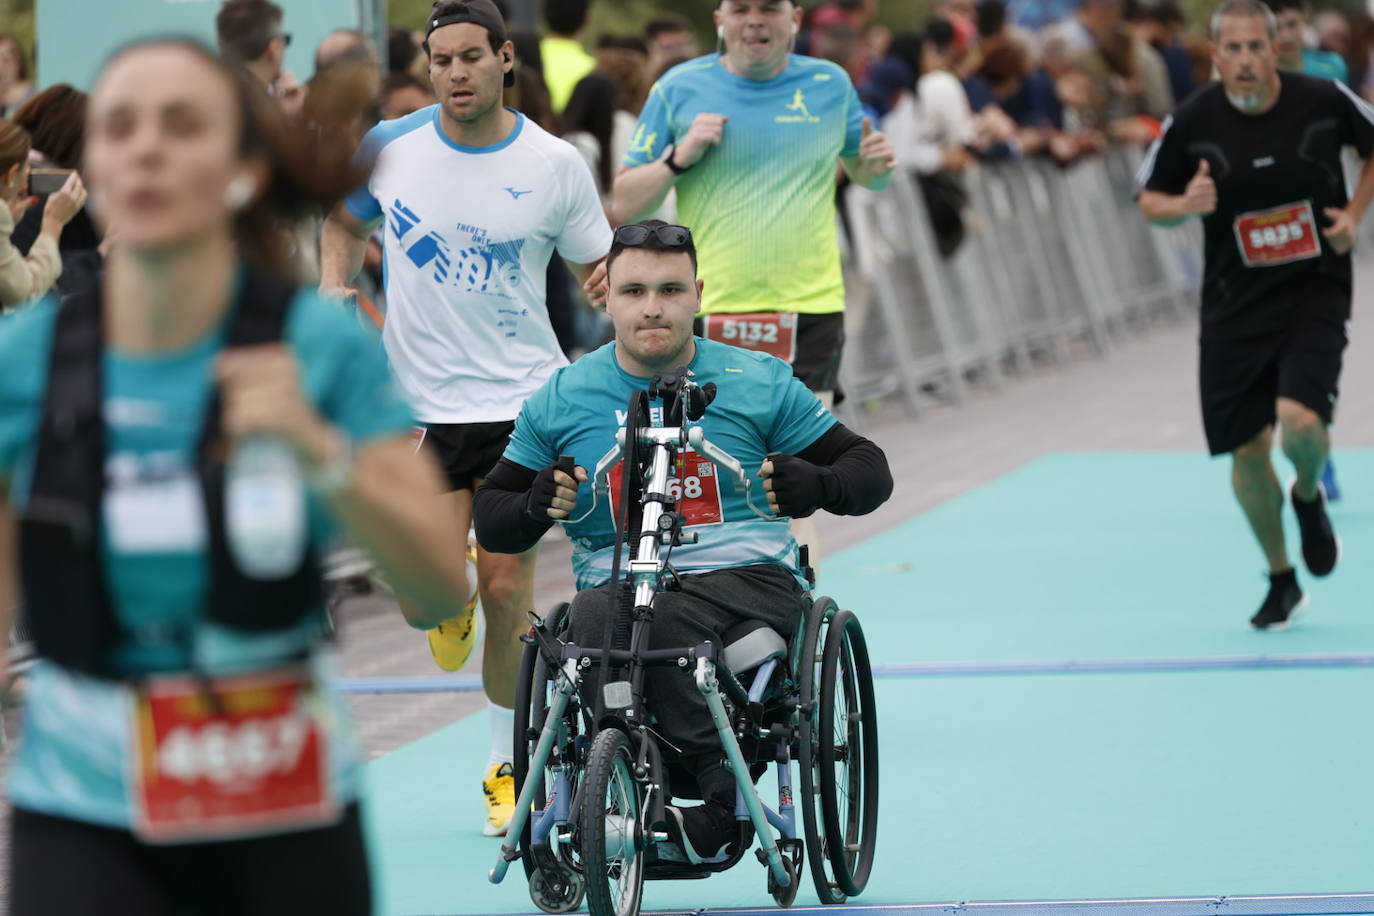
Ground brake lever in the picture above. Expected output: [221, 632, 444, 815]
[556, 438, 625, 526]
[689, 428, 779, 521]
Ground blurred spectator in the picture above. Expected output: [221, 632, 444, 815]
[541, 0, 595, 114]
[382, 71, 433, 119]
[1007, 0, 1082, 31]
[315, 29, 381, 78]
[9, 85, 106, 295]
[1269, 0, 1348, 81]
[0, 34, 34, 117]
[11, 84, 86, 170]
[0, 121, 87, 308]
[1315, 11, 1350, 57]
[389, 25, 422, 74]
[595, 35, 651, 116]
[561, 72, 618, 198]
[505, 29, 557, 132]
[879, 23, 974, 256]
[1128, 0, 1197, 104]
[216, 0, 305, 115]
[644, 12, 698, 78]
[1348, 15, 1374, 101]
[1067, 0, 1173, 145]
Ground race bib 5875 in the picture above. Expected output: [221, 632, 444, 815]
[1233, 200, 1322, 267]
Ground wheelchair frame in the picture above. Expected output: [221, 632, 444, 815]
[489, 369, 878, 916]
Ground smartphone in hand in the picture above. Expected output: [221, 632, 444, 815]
[29, 169, 74, 196]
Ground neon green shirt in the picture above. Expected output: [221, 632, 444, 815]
[623, 54, 864, 316]
[540, 35, 595, 114]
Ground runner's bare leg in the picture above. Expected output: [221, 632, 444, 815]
[1230, 425, 1291, 573]
[1277, 398, 1330, 501]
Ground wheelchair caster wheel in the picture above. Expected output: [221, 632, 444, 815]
[529, 865, 585, 914]
[768, 846, 802, 908]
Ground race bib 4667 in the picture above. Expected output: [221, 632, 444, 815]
[1233, 201, 1322, 267]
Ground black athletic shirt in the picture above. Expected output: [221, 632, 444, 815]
[1138, 73, 1374, 337]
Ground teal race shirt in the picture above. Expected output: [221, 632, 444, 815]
[502, 338, 836, 589]
[0, 282, 414, 828]
[623, 54, 863, 316]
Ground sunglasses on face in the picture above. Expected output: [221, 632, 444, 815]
[612, 224, 694, 247]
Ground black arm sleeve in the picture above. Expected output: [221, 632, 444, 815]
[473, 459, 555, 554]
[795, 422, 893, 516]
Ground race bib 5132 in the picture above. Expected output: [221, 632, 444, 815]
[704, 313, 798, 363]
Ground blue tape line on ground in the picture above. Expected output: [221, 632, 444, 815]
[335, 654, 1374, 694]
[445, 892, 1374, 916]
[447, 892, 1374, 916]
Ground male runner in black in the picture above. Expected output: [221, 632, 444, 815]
[1138, 0, 1374, 629]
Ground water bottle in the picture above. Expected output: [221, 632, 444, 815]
[224, 434, 308, 580]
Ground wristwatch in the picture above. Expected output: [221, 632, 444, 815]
[664, 145, 692, 175]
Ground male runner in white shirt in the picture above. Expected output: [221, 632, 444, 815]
[319, 0, 612, 836]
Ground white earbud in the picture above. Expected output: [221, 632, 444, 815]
[717, 25, 725, 41]
[224, 173, 257, 211]
[792, 22, 800, 36]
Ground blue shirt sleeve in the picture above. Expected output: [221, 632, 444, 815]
[343, 119, 395, 223]
[840, 77, 865, 159]
[766, 360, 837, 455]
[623, 83, 674, 168]
[502, 381, 558, 472]
[287, 291, 414, 444]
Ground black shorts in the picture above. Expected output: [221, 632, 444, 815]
[8, 803, 371, 916]
[424, 420, 516, 492]
[1199, 292, 1348, 456]
[694, 312, 845, 394]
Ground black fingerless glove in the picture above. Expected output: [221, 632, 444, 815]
[767, 451, 841, 519]
[524, 460, 569, 522]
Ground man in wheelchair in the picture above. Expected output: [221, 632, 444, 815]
[474, 220, 892, 866]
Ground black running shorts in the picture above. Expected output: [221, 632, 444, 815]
[9, 804, 372, 916]
[694, 312, 846, 394]
[1199, 282, 1349, 456]
[424, 420, 516, 493]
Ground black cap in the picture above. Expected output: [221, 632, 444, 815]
[426, 0, 515, 87]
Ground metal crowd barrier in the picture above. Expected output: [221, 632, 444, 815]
[840, 146, 1202, 415]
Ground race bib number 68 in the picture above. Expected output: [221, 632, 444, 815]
[1233, 200, 1322, 267]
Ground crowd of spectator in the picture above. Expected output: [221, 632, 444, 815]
[4, 0, 1374, 308]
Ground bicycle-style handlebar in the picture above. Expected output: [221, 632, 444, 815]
[554, 387, 778, 526]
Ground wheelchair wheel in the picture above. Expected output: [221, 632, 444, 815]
[797, 596, 848, 905]
[514, 603, 570, 880]
[818, 609, 879, 896]
[578, 728, 646, 916]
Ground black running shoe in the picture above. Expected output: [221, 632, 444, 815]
[663, 802, 743, 865]
[1250, 570, 1307, 631]
[1291, 483, 1340, 577]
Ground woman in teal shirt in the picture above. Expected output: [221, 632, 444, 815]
[0, 39, 470, 915]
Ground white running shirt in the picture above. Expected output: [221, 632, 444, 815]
[346, 106, 612, 423]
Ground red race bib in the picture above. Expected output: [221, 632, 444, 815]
[704, 313, 798, 363]
[1233, 201, 1322, 267]
[608, 447, 724, 528]
[129, 668, 337, 844]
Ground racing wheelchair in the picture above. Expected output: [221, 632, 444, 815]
[488, 369, 879, 916]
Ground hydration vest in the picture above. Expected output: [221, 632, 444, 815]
[18, 268, 323, 679]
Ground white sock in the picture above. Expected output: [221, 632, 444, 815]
[488, 701, 515, 768]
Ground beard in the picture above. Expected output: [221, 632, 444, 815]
[1225, 88, 1267, 112]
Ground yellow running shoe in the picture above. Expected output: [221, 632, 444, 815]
[482, 762, 515, 837]
[425, 547, 479, 672]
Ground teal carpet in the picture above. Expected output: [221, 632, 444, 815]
[362, 451, 1374, 915]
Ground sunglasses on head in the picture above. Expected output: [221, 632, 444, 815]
[612, 224, 694, 248]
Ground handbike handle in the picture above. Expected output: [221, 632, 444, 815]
[689, 428, 778, 522]
[555, 435, 625, 526]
